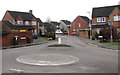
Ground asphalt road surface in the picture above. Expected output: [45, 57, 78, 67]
[2, 35, 118, 73]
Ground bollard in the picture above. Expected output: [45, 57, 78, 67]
[58, 38, 62, 44]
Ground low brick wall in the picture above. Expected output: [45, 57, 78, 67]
[80, 31, 89, 38]
[2, 32, 33, 46]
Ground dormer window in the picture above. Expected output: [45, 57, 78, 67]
[25, 21, 29, 25]
[17, 20, 23, 24]
[97, 17, 106, 22]
[114, 15, 120, 21]
[32, 21, 36, 25]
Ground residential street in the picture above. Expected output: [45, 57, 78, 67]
[2, 35, 118, 73]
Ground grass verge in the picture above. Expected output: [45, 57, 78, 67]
[103, 42, 120, 45]
[37, 37, 48, 40]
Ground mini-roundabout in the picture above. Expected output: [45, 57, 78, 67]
[16, 53, 79, 66]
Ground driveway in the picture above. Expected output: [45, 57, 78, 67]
[2, 35, 118, 73]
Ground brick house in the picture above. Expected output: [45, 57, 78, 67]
[92, 5, 120, 41]
[2, 10, 40, 37]
[69, 16, 90, 38]
[0, 20, 33, 46]
[37, 18, 45, 36]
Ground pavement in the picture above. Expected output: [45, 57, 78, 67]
[1, 39, 48, 50]
[75, 36, 119, 50]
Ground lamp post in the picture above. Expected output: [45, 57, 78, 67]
[108, 20, 113, 42]
[87, 12, 92, 40]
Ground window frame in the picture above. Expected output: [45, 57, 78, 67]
[17, 20, 23, 25]
[97, 17, 106, 22]
[25, 21, 29, 25]
[32, 21, 37, 25]
[114, 15, 120, 21]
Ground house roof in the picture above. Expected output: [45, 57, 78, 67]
[51, 21, 60, 26]
[2, 20, 34, 30]
[79, 16, 90, 23]
[0, 29, 10, 35]
[92, 5, 120, 18]
[61, 20, 71, 25]
[36, 18, 43, 26]
[37, 18, 42, 23]
[7, 10, 36, 21]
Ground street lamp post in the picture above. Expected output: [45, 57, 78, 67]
[87, 12, 92, 40]
[108, 20, 113, 42]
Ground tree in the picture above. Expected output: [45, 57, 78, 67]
[43, 22, 55, 33]
[46, 17, 51, 23]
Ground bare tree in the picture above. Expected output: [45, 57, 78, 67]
[46, 17, 51, 23]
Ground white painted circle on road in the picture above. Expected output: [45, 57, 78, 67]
[16, 53, 79, 66]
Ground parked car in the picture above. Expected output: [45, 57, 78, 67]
[70, 32, 76, 35]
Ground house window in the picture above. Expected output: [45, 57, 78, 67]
[97, 17, 106, 22]
[25, 21, 29, 25]
[32, 21, 36, 25]
[17, 20, 23, 24]
[78, 23, 81, 27]
[114, 15, 120, 21]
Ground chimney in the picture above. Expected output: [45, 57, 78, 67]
[29, 10, 32, 14]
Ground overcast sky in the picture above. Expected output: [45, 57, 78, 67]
[0, 0, 120, 22]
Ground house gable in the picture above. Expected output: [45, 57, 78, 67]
[80, 16, 89, 23]
[109, 7, 120, 20]
[2, 11, 15, 24]
[92, 5, 120, 28]
[109, 7, 120, 28]
[71, 16, 89, 30]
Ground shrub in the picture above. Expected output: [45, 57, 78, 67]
[93, 31, 98, 40]
[63, 32, 68, 35]
[46, 33, 56, 40]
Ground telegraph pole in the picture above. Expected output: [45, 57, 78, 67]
[108, 20, 113, 42]
[87, 12, 92, 40]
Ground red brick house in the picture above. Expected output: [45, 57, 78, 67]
[69, 16, 90, 38]
[0, 20, 33, 46]
[92, 5, 120, 41]
[36, 18, 45, 36]
[2, 10, 40, 37]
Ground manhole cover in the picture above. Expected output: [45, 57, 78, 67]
[16, 53, 79, 66]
